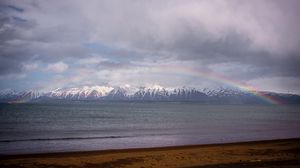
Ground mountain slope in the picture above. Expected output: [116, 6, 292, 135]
[0, 86, 299, 104]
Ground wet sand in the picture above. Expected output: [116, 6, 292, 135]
[1, 138, 299, 168]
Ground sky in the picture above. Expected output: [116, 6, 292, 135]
[0, 0, 300, 93]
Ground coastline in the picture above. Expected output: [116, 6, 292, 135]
[1, 138, 299, 168]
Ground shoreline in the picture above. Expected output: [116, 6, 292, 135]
[1, 138, 299, 167]
[1, 138, 300, 158]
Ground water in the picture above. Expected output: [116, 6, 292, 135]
[0, 102, 300, 155]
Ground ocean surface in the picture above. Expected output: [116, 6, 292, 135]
[0, 102, 300, 155]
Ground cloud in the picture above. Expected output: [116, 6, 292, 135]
[45, 62, 68, 73]
[248, 76, 300, 94]
[22, 62, 39, 71]
[0, 0, 299, 93]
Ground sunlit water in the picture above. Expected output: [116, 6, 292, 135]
[0, 102, 300, 154]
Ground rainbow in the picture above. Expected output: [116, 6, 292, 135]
[151, 65, 282, 105]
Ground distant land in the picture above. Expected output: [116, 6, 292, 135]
[1, 85, 300, 104]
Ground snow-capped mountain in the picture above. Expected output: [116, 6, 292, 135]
[46, 86, 114, 100]
[0, 85, 299, 104]
[0, 90, 42, 103]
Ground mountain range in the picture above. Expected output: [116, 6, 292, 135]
[0, 85, 300, 104]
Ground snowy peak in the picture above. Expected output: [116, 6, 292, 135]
[0, 85, 299, 104]
[47, 86, 114, 99]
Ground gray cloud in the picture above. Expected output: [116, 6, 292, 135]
[0, 0, 299, 93]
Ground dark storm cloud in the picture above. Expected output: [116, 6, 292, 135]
[170, 30, 300, 78]
[128, 0, 300, 79]
[0, 1, 91, 75]
[0, 3, 33, 75]
[130, 21, 300, 79]
[7, 5, 24, 13]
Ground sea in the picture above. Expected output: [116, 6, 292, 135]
[0, 102, 300, 155]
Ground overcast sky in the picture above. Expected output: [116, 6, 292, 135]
[0, 0, 300, 93]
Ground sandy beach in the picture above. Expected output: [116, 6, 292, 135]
[1, 138, 299, 168]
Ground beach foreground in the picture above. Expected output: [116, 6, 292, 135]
[1, 139, 299, 168]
